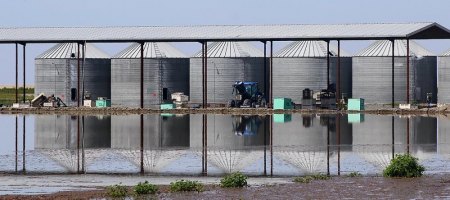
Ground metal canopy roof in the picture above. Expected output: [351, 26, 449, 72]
[0, 22, 449, 43]
[443, 49, 450, 56]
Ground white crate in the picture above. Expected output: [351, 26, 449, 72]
[84, 100, 94, 107]
[43, 102, 56, 107]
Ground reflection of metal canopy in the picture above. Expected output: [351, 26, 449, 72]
[276, 147, 327, 174]
[37, 149, 106, 172]
[116, 149, 186, 173]
[197, 148, 264, 173]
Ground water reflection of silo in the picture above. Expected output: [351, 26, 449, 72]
[438, 117, 450, 157]
[410, 117, 437, 161]
[34, 115, 111, 172]
[274, 114, 328, 174]
[111, 115, 189, 173]
[190, 115, 268, 173]
[352, 115, 407, 168]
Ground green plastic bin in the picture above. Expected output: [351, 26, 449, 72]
[273, 98, 293, 110]
[160, 103, 174, 110]
[95, 99, 111, 107]
[348, 98, 364, 111]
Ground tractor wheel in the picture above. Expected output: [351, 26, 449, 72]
[243, 99, 251, 107]
[251, 102, 256, 108]
[227, 100, 235, 108]
[260, 98, 267, 108]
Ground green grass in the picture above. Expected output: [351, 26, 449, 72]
[134, 181, 158, 195]
[348, 172, 362, 177]
[169, 180, 204, 192]
[293, 173, 331, 183]
[0, 87, 34, 106]
[106, 184, 129, 198]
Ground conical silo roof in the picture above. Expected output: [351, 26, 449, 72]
[355, 40, 434, 57]
[113, 42, 187, 58]
[193, 42, 263, 57]
[275, 41, 351, 58]
[36, 43, 109, 59]
[442, 49, 450, 56]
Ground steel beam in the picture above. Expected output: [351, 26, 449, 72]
[327, 40, 330, 87]
[391, 40, 395, 108]
[201, 42, 205, 108]
[22, 115, 26, 173]
[204, 42, 208, 108]
[269, 41, 273, 108]
[77, 43, 81, 107]
[140, 114, 144, 174]
[15, 115, 18, 173]
[406, 39, 410, 104]
[337, 114, 341, 175]
[140, 42, 144, 108]
[337, 40, 341, 100]
[77, 115, 80, 173]
[22, 44, 26, 103]
[263, 41, 267, 104]
[15, 43, 18, 103]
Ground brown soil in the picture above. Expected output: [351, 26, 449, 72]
[0, 105, 448, 116]
[3, 176, 450, 199]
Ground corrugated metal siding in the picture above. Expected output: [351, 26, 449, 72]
[111, 58, 189, 107]
[34, 58, 111, 106]
[438, 118, 450, 154]
[355, 40, 435, 57]
[439, 56, 450, 103]
[410, 117, 437, 146]
[352, 56, 437, 104]
[114, 42, 187, 58]
[37, 43, 109, 59]
[193, 42, 263, 57]
[35, 115, 111, 149]
[189, 57, 266, 104]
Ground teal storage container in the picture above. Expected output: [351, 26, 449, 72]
[95, 99, 111, 107]
[348, 98, 364, 111]
[273, 98, 293, 110]
[160, 103, 174, 110]
[273, 114, 292, 123]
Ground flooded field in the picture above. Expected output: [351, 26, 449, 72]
[0, 113, 449, 176]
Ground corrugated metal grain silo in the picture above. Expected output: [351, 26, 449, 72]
[189, 42, 266, 105]
[35, 43, 111, 106]
[273, 41, 352, 103]
[111, 42, 189, 107]
[438, 49, 450, 103]
[353, 40, 437, 104]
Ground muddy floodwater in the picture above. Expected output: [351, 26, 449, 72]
[0, 113, 449, 177]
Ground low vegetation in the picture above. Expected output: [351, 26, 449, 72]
[220, 172, 248, 188]
[383, 154, 425, 178]
[106, 183, 128, 198]
[169, 180, 204, 192]
[348, 172, 362, 177]
[134, 181, 158, 195]
[293, 173, 331, 183]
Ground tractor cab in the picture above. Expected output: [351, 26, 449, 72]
[228, 81, 266, 108]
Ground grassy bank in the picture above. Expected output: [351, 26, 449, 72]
[0, 87, 34, 106]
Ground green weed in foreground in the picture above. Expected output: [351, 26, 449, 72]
[134, 181, 158, 195]
[383, 154, 425, 178]
[348, 172, 362, 177]
[106, 184, 128, 198]
[220, 172, 248, 188]
[169, 180, 204, 192]
[293, 173, 331, 183]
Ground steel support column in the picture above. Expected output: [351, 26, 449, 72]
[270, 115, 273, 176]
[327, 125, 330, 176]
[269, 41, 273, 108]
[15, 115, 18, 173]
[77, 43, 81, 107]
[15, 43, 18, 103]
[201, 42, 205, 108]
[391, 40, 395, 108]
[140, 114, 144, 174]
[77, 115, 80, 173]
[337, 114, 341, 175]
[140, 42, 144, 108]
[327, 40, 330, 87]
[263, 41, 267, 104]
[22, 44, 26, 103]
[406, 39, 410, 104]
[337, 40, 341, 100]
[204, 42, 208, 108]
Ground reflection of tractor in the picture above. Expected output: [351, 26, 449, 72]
[227, 81, 266, 108]
[232, 115, 263, 136]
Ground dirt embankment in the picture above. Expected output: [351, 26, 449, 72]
[0, 104, 449, 116]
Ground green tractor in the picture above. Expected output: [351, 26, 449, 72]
[227, 81, 266, 108]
